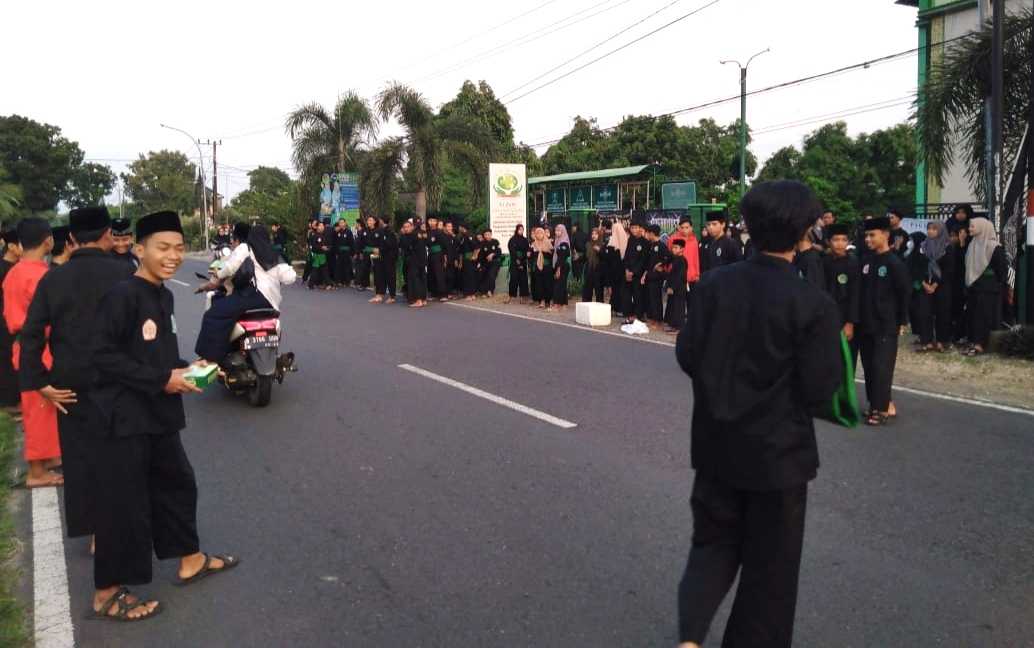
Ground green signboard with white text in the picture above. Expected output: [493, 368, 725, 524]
[546, 188, 566, 213]
[661, 182, 698, 210]
[593, 184, 618, 210]
[569, 186, 592, 211]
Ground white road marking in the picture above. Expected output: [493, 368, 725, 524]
[444, 301, 677, 348]
[398, 363, 577, 429]
[169, 278, 190, 287]
[445, 302, 1034, 418]
[32, 487, 74, 648]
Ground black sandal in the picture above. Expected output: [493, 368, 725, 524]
[865, 412, 891, 427]
[86, 587, 162, 622]
[176, 553, 240, 586]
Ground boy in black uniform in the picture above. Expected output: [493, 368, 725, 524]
[823, 223, 861, 367]
[366, 216, 388, 303]
[307, 220, 331, 289]
[794, 229, 826, 291]
[270, 222, 290, 264]
[675, 181, 842, 648]
[90, 210, 238, 622]
[478, 229, 502, 297]
[857, 216, 910, 426]
[644, 224, 672, 325]
[887, 208, 909, 260]
[458, 224, 479, 300]
[380, 217, 399, 304]
[19, 207, 134, 548]
[332, 219, 354, 286]
[664, 239, 688, 333]
[699, 211, 742, 274]
[443, 221, 459, 296]
[110, 218, 140, 270]
[426, 217, 449, 301]
[622, 221, 648, 324]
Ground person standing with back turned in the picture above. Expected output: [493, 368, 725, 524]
[675, 181, 843, 648]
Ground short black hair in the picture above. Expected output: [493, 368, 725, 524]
[887, 207, 904, 219]
[16, 217, 52, 250]
[71, 227, 109, 245]
[671, 238, 685, 249]
[740, 180, 821, 253]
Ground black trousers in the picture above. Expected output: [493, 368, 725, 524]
[859, 333, 898, 412]
[0, 328, 17, 407]
[572, 255, 586, 282]
[610, 279, 624, 315]
[406, 261, 427, 302]
[385, 255, 398, 298]
[678, 473, 808, 648]
[581, 266, 604, 302]
[508, 264, 529, 298]
[479, 260, 501, 295]
[932, 285, 953, 345]
[92, 432, 200, 589]
[58, 394, 102, 538]
[552, 265, 570, 305]
[355, 256, 371, 289]
[532, 266, 554, 305]
[968, 289, 1001, 348]
[463, 261, 479, 296]
[195, 289, 273, 362]
[665, 293, 686, 329]
[335, 251, 353, 285]
[373, 257, 388, 295]
[647, 279, 664, 321]
[429, 255, 447, 298]
[915, 291, 935, 345]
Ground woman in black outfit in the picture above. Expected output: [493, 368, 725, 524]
[530, 226, 554, 309]
[400, 221, 428, 308]
[915, 221, 955, 352]
[964, 217, 1008, 355]
[506, 224, 530, 304]
[551, 224, 571, 310]
[581, 227, 605, 303]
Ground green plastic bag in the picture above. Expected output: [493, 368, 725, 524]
[818, 332, 861, 428]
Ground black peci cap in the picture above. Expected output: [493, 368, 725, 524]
[136, 211, 183, 240]
[70, 206, 112, 234]
[863, 216, 892, 232]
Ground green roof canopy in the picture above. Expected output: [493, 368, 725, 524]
[528, 165, 652, 186]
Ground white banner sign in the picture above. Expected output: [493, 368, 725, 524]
[489, 163, 527, 254]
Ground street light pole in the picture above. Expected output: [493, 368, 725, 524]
[159, 123, 209, 250]
[721, 48, 769, 198]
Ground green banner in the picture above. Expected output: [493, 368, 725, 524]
[546, 188, 566, 213]
[593, 184, 618, 211]
[569, 186, 592, 210]
[661, 182, 698, 210]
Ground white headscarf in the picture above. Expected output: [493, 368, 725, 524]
[965, 217, 998, 287]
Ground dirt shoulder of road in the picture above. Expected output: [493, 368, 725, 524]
[445, 295, 1034, 412]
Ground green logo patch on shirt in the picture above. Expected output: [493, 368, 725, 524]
[877, 266, 888, 278]
[837, 273, 848, 285]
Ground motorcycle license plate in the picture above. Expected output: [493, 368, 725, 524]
[244, 335, 279, 350]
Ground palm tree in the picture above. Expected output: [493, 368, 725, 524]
[913, 8, 1032, 201]
[285, 91, 376, 177]
[368, 82, 500, 220]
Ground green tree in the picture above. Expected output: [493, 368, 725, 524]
[913, 7, 1031, 200]
[0, 114, 84, 212]
[121, 150, 199, 215]
[0, 164, 22, 224]
[285, 91, 377, 177]
[63, 161, 116, 208]
[755, 146, 802, 182]
[229, 166, 294, 226]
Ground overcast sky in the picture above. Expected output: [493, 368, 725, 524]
[3, 0, 921, 203]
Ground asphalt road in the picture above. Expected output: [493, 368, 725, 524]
[15, 257, 1034, 647]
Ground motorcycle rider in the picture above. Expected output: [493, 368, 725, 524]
[194, 223, 296, 364]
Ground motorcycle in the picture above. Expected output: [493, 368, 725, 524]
[195, 264, 297, 407]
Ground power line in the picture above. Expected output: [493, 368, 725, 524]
[504, 0, 722, 105]
[752, 96, 915, 136]
[521, 32, 975, 147]
[499, 0, 689, 101]
[413, 0, 632, 85]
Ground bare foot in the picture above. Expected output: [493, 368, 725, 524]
[369, 296, 383, 303]
[26, 472, 63, 489]
[386, 298, 396, 304]
[93, 587, 159, 620]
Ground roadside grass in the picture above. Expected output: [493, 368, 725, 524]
[0, 413, 28, 647]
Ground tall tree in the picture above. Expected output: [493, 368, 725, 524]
[0, 114, 84, 212]
[63, 161, 116, 208]
[285, 91, 376, 177]
[228, 166, 294, 225]
[0, 163, 23, 224]
[913, 7, 1032, 200]
[372, 83, 442, 220]
[121, 150, 198, 215]
[246, 166, 292, 196]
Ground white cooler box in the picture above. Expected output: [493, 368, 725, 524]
[576, 302, 611, 327]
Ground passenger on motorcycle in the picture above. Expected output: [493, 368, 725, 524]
[194, 223, 296, 363]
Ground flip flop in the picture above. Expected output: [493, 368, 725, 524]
[85, 587, 162, 623]
[176, 553, 240, 586]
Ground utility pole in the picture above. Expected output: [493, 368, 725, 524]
[991, 0, 1004, 227]
[201, 139, 222, 221]
[979, 0, 994, 219]
[1025, 5, 1034, 324]
[160, 123, 209, 250]
[721, 48, 769, 198]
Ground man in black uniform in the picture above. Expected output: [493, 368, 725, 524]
[478, 229, 503, 297]
[675, 181, 843, 648]
[699, 211, 742, 274]
[0, 228, 21, 413]
[644, 224, 672, 325]
[90, 210, 238, 621]
[622, 221, 648, 324]
[307, 220, 331, 289]
[570, 223, 588, 281]
[443, 221, 459, 296]
[857, 216, 910, 426]
[110, 218, 139, 269]
[332, 219, 354, 287]
[19, 207, 133, 550]
[426, 216, 449, 301]
[270, 222, 290, 264]
[366, 216, 388, 303]
[794, 229, 826, 292]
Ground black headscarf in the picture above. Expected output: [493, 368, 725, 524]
[248, 225, 279, 271]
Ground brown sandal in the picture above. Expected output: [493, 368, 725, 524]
[86, 587, 161, 622]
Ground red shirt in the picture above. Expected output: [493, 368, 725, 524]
[668, 233, 700, 283]
[2, 259, 52, 371]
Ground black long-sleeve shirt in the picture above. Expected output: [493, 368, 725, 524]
[508, 235, 530, 271]
[676, 254, 843, 491]
[623, 236, 647, 277]
[667, 256, 688, 297]
[92, 276, 189, 437]
[858, 250, 911, 336]
[700, 235, 742, 274]
[18, 248, 134, 392]
[823, 252, 861, 326]
[967, 245, 1008, 293]
[794, 247, 827, 293]
[646, 240, 673, 281]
